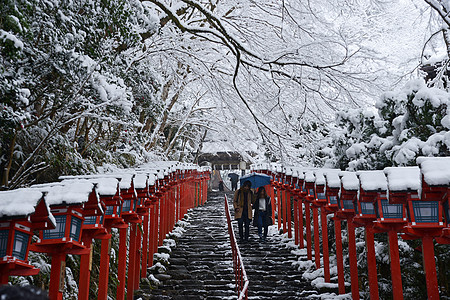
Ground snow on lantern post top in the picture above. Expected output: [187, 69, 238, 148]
[163, 168, 170, 187]
[30, 181, 101, 300]
[354, 170, 405, 228]
[59, 175, 123, 229]
[195, 167, 202, 182]
[304, 171, 316, 204]
[284, 167, 293, 187]
[384, 167, 421, 204]
[312, 170, 327, 207]
[417, 157, 450, 230]
[324, 170, 341, 212]
[354, 171, 387, 225]
[175, 166, 183, 182]
[117, 174, 140, 224]
[99, 177, 123, 228]
[61, 177, 125, 235]
[295, 169, 307, 195]
[385, 167, 442, 230]
[265, 164, 274, 180]
[417, 156, 450, 202]
[29, 181, 100, 254]
[134, 174, 150, 214]
[289, 167, 299, 188]
[416, 157, 450, 243]
[0, 189, 55, 283]
[147, 173, 158, 203]
[156, 170, 165, 194]
[275, 165, 284, 187]
[258, 163, 270, 176]
[268, 164, 277, 182]
[336, 171, 358, 218]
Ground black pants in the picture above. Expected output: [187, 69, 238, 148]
[237, 209, 250, 240]
[231, 182, 237, 191]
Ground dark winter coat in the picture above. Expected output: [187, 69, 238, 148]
[253, 196, 273, 226]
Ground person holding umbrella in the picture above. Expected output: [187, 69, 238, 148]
[233, 180, 254, 242]
[253, 186, 272, 242]
[228, 173, 239, 191]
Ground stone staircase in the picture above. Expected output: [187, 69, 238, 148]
[139, 191, 235, 299]
[139, 191, 321, 299]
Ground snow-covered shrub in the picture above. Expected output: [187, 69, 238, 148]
[329, 79, 450, 171]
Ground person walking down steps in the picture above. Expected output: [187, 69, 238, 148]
[233, 180, 254, 242]
[253, 186, 272, 242]
[228, 173, 239, 191]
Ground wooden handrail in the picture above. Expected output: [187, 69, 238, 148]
[224, 195, 249, 300]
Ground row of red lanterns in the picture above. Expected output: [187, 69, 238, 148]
[252, 156, 449, 300]
[0, 162, 211, 300]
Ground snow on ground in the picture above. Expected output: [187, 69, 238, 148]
[267, 222, 353, 300]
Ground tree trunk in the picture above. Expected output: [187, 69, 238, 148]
[1, 130, 18, 188]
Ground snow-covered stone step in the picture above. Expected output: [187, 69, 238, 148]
[138, 191, 235, 299]
[138, 190, 344, 299]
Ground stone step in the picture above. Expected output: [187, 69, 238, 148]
[139, 191, 320, 299]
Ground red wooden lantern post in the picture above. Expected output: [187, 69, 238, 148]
[170, 169, 178, 230]
[156, 171, 166, 247]
[299, 173, 313, 261]
[275, 170, 283, 231]
[267, 167, 277, 223]
[162, 168, 172, 242]
[194, 169, 200, 207]
[335, 171, 360, 300]
[96, 177, 127, 300]
[59, 174, 125, 300]
[147, 174, 159, 267]
[322, 171, 345, 294]
[284, 168, 293, 238]
[159, 171, 168, 241]
[274, 167, 282, 231]
[322, 171, 345, 293]
[69, 179, 120, 300]
[310, 171, 328, 279]
[174, 169, 180, 223]
[30, 182, 99, 300]
[165, 170, 173, 236]
[368, 170, 408, 300]
[186, 169, 192, 210]
[295, 171, 307, 249]
[178, 169, 186, 221]
[309, 170, 337, 285]
[277, 171, 284, 233]
[60, 177, 123, 300]
[354, 171, 388, 300]
[417, 157, 450, 245]
[134, 174, 152, 280]
[198, 169, 204, 206]
[118, 174, 143, 300]
[199, 169, 204, 206]
[191, 169, 196, 208]
[438, 190, 450, 244]
[291, 170, 300, 245]
[304, 171, 320, 269]
[279, 171, 288, 235]
[0, 189, 55, 284]
[386, 165, 444, 300]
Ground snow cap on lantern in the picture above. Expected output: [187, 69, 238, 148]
[0, 188, 54, 277]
